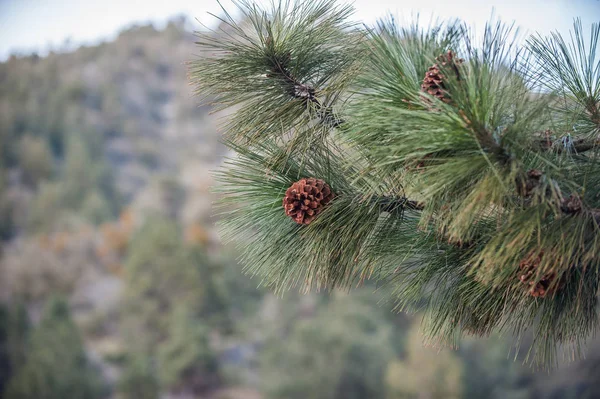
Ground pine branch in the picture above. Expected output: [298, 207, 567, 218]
[264, 35, 344, 128]
[534, 130, 600, 153]
[368, 195, 424, 212]
[195, 2, 600, 368]
[190, 0, 360, 147]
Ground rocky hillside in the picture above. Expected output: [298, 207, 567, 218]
[0, 17, 224, 240]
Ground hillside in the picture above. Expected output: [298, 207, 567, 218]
[0, 17, 223, 237]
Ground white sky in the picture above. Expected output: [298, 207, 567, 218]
[0, 0, 598, 59]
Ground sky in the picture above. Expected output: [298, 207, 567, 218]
[0, 0, 599, 59]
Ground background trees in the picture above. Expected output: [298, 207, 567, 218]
[3, 298, 106, 399]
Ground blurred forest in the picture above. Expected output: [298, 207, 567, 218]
[1, 16, 600, 399]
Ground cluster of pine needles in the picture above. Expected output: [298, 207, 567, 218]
[190, 0, 600, 368]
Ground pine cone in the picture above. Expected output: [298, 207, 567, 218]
[518, 251, 559, 298]
[516, 169, 543, 197]
[421, 50, 464, 104]
[283, 178, 334, 225]
[534, 129, 554, 150]
[561, 193, 583, 214]
[266, 51, 292, 79]
[422, 64, 447, 102]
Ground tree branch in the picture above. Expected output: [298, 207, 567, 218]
[367, 195, 424, 213]
[265, 49, 344, 128]
[535, 131, 600, 153]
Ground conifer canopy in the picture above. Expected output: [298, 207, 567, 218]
[190, 0, 600, 367]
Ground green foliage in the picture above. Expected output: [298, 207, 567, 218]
[18, 135, 53, 186]
[0, 303, 30, 395]
[0, 168, 16, 240]
[26, 181, 65, 232]
[385, 321, 463, 399]
[154, 177, 187, 221]
[260, 293, 393, 399]
[17, 134, 118, 232]
[81, 190, 114, 224]
[62, 134, 116, 214]
[191, 0, 363, 151]
[63, 135, 95, 206]
[121, 218, 204, 349]
[360, 16, 463, 108]
[157, 304, 220, 392]
[460, 336, 531, 399]
[117, 356, 160, 399]
[527, 19, 600, 136]
[3, 303, 30, 375]
[4, 9, 600, 399]
[120, 218, 223, 394]
[3, 297, 106, 399]
[193, 0, 600, 367]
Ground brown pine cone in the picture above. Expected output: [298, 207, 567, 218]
[518, 251, 560, 298]
[422, 64, 448, 103]
[560, 194, 583, 215]
[534, 129, 554, 150]
[266, 51, 292, 79]
[516, 169, 543, 197]
[421, 50, 464, 104]
[283, 178, 334, 225]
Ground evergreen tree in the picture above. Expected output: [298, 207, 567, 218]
[121, 218, 204, 351]
[191, 0, 600, 367]
[62, 134, 95, 209]
[260, 295, 393, 399]
[120, 218, 222, 395]
[3, 297, 105, 399]
[0, 167, 15, 239]
[385, 321, 463, 399]
[3, 303, 29, 378]
[0, 303, 31, 396]
[0, 305, 11, 395]
[117, 356, 160, 399]
[157, 304, 220, 394]
[459, 336, 531, 399]
[17, 135, 53, 186]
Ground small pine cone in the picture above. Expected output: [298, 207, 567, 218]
[421, 64, 448, 103]
[266, 51, 292, 78]
[283, 178, 334, 225]
[518, 251, 559, 298]
[534, 129, 554, 150]
[421, 50, 464, 104]
[293, 83, 316, 101]
[561, 194, 583, 215]
[411, 153, 433, 172]
[516, 169, 543, 197]
[437, 50, 464, 67]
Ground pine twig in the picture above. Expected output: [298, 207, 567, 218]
[535, 131, 600, 153]
[367, 195, 424, 213]
[265, 39, 344, 128]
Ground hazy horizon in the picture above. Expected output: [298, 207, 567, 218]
[1, 0, 598, 60]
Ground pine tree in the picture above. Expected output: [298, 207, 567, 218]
[385, 321, 463, 399]
[117, 356, 160, 399]
[120, 218, 204, 351]
[156, 304, 220, 394]
[260, 294, 392, 399]
[0, 302, 29, 394]
[3, 297, 105, 399]
[0, 305, 12, 395]
[120, 218, 222, 395]
[191, 0, 600, 367]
